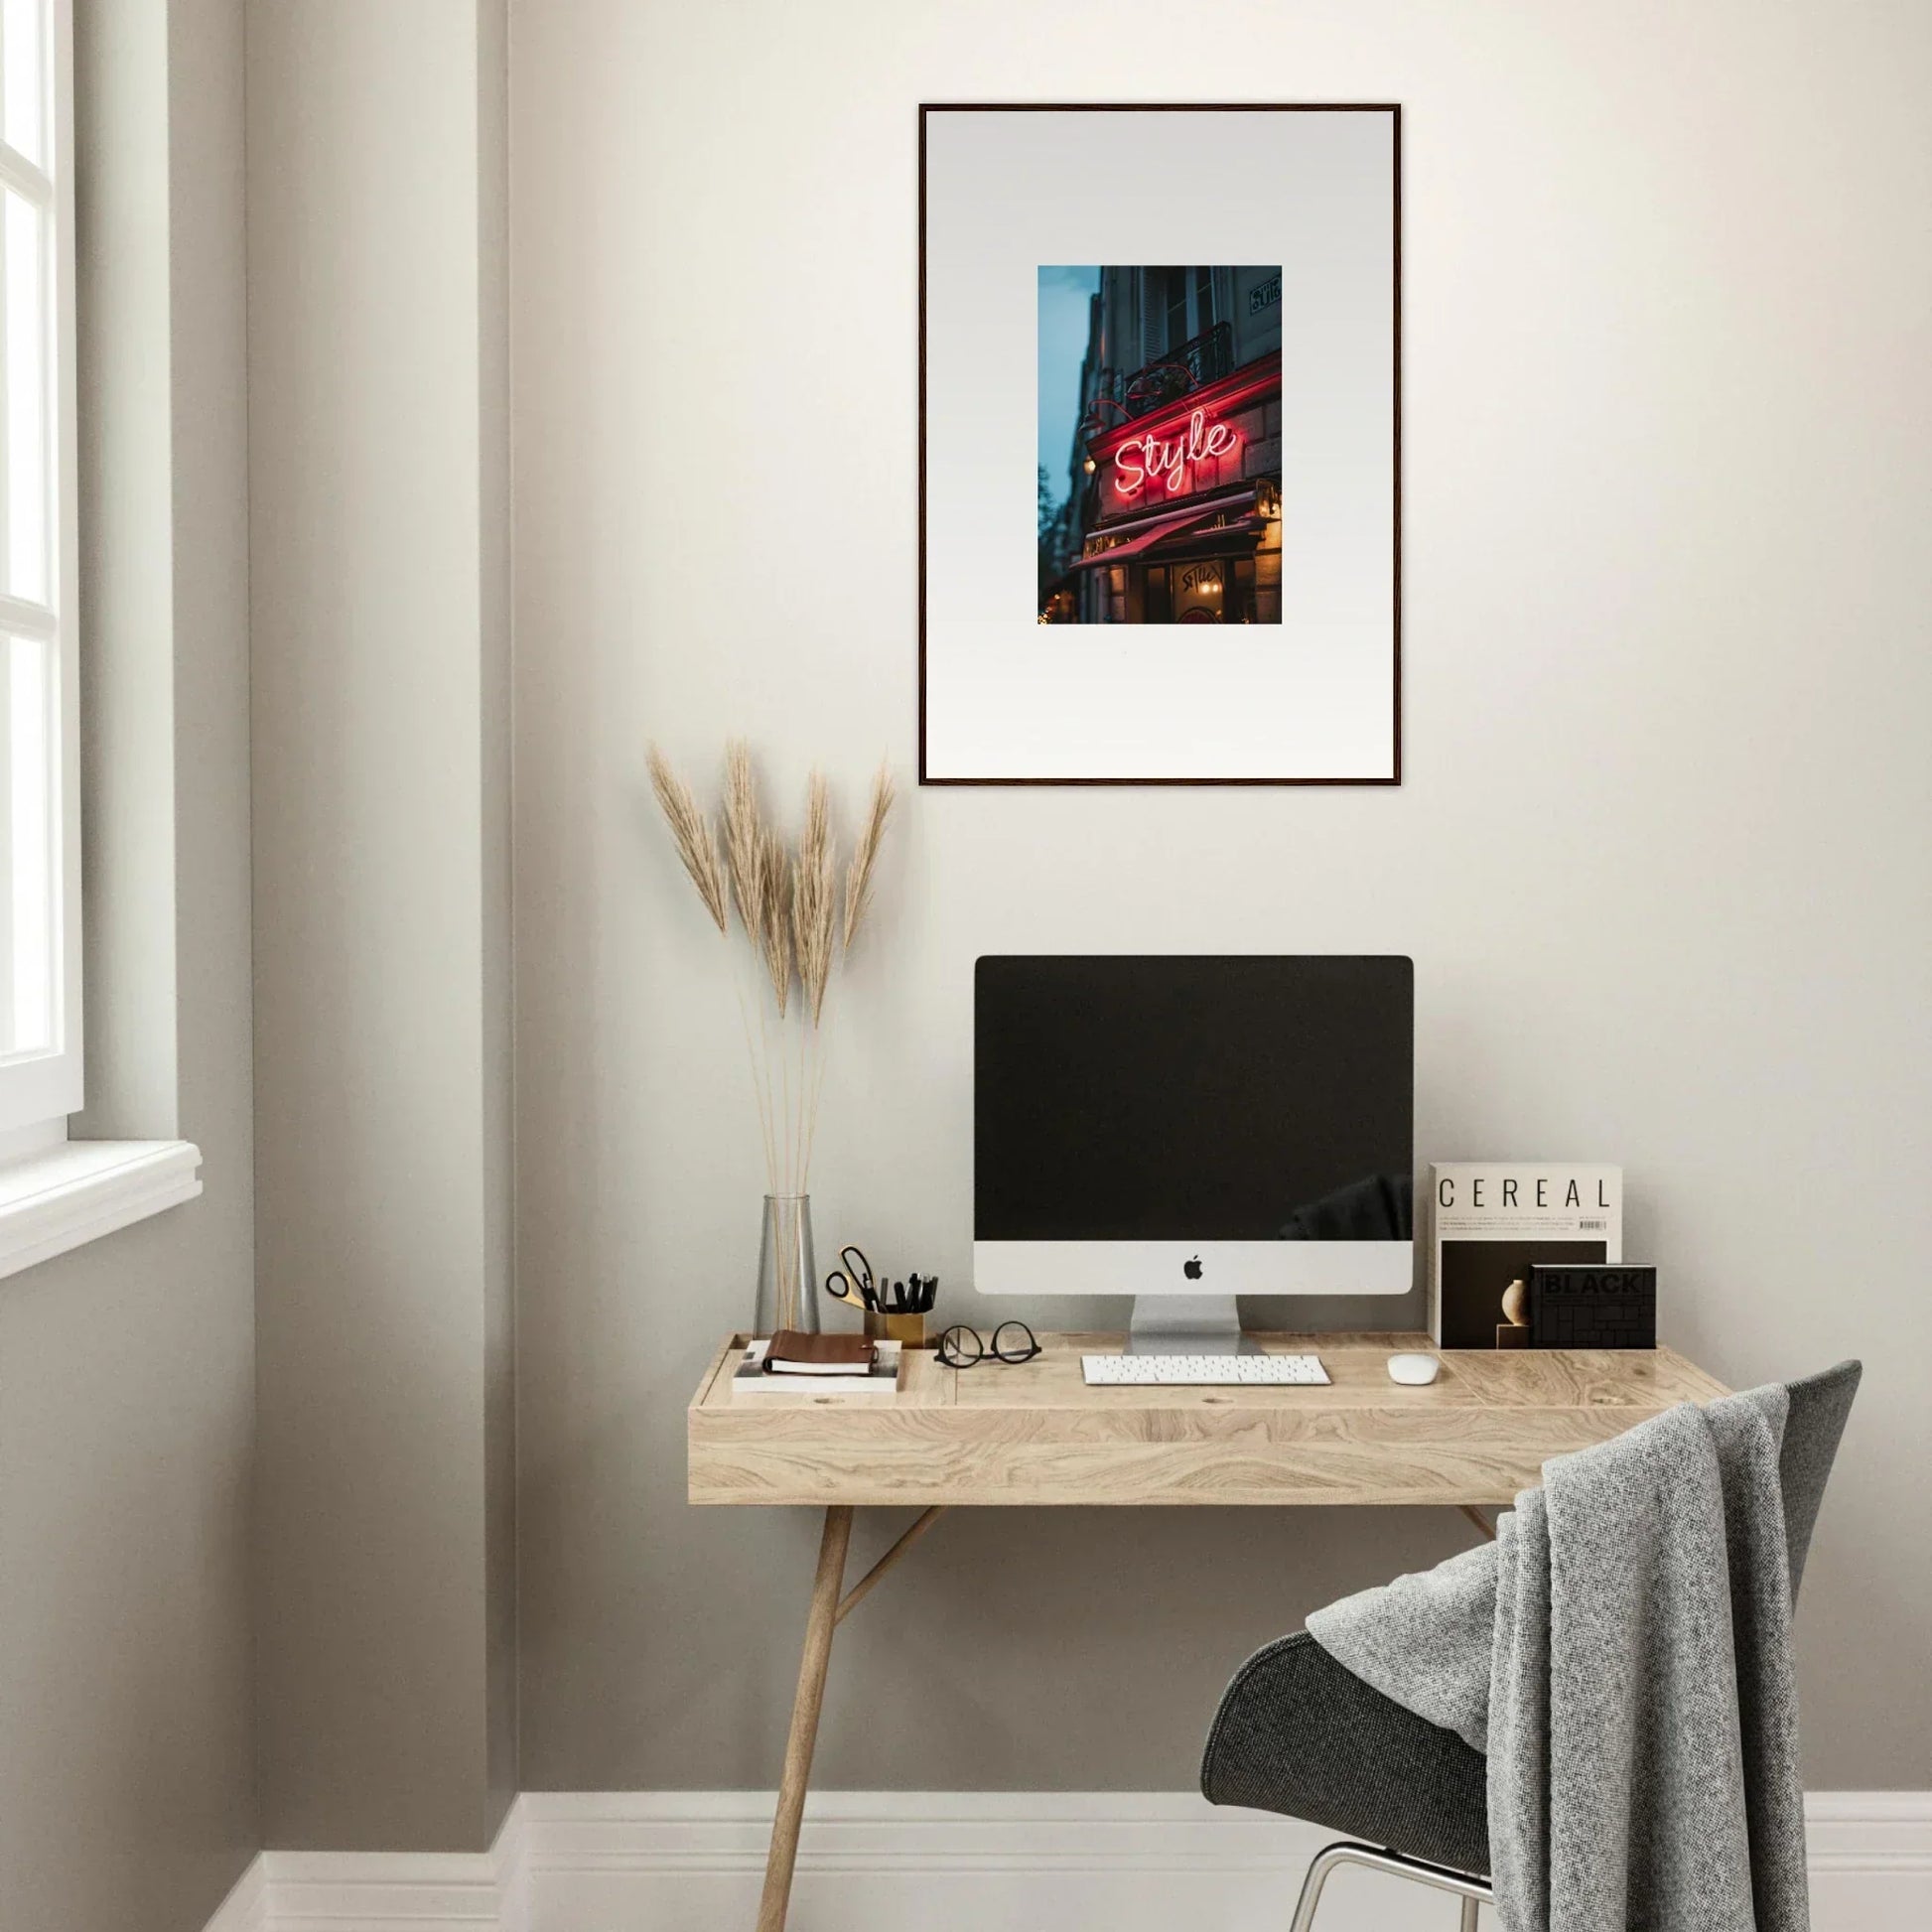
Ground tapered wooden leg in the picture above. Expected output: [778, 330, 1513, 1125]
[837, 1506, 944, 1624]
[757, 1505, 853, 1932]
[1457, 1504, 1497, 1542]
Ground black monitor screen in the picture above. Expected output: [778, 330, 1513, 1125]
[974, 956, 1414, 1241]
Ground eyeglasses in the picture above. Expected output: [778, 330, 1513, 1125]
[935, 1320, 1040, 1368]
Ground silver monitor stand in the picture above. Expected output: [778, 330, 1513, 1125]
[1125, 1294, 1258, 1355]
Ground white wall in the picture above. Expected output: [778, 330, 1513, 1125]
[249, 0, 515, 1854]
[510, 0, 1932, 1792]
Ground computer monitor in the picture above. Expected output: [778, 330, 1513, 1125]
[974, 955, 1414, 1350]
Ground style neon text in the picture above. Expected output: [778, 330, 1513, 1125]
[1113, 408, 1238, 496]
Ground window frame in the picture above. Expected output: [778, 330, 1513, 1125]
[1192, 264, 1215, 336]
[1163, 267, 1187, 355]
[0, 0, 80, 1138]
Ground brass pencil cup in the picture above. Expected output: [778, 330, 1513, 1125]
[866, 1310, 926, 1348]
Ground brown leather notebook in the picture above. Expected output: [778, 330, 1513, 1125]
[764, 1330, 876, 1375]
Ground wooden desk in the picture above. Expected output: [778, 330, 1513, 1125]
[688, 1331, 1726, 1930]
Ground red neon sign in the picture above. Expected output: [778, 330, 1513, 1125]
[1113, 407, 1238, 497]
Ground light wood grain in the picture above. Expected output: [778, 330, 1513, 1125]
[835, 1505, 945, 1624]
[689, 1333, 1729, 1508]
[757, 1506, 851, 1932]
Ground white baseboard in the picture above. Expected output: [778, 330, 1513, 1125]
[1804, 1792, 1932, 1930]
[205, 1790, 1932, 1932]
[202, 1856, 267, 1932]
[200, 1808, 521, 1932]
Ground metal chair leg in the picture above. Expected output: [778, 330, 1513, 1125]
[1287, 1844, 1350, 1932]
[1288, 1841, 1493, 1932]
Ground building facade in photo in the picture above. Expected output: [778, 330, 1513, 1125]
[1052, 266, 1284, 625]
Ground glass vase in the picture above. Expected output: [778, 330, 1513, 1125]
[754, 1193, 818, 1337]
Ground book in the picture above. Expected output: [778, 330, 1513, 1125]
[1528, 1262, 1657, 1349]
[731, 1337, 903, 1399]
[764, 1330, 877, 1375]
[1429, 1163, 1622, 1349]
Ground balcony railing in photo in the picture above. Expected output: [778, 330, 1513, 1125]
[1080, 321, 1236, 439]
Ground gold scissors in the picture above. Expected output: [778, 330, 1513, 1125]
[824, 1244, 878, 1313]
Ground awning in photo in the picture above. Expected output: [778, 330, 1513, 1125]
[1069, 507, 1218, 568]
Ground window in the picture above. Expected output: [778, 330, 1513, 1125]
[0, 0, 76, 1139]
[1163, 267, 1188, 354]
[1192, 266, 1216, 336]
[1150, 268, 1218, 357]
[0, 0, 199, 1275]
[1231, 555, 1257, 623]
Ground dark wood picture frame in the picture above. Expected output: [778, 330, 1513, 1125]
[917, 102, 1402, 787]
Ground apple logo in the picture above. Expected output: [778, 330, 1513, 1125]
[1183, 1255, 1203, 1280]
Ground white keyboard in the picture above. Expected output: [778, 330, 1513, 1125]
[1081, 1352, 1329, 1387]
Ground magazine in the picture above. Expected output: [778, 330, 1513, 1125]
[1429, 1164, 1621, 1348]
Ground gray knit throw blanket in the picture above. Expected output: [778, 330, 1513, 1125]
[1307, 1388, 1809, 1932]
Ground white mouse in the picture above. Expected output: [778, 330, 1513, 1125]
[1387, 1352, 1442, 1386]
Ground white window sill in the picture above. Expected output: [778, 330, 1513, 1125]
[0, 1140, 203, 1282]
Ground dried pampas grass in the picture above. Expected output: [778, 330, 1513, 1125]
[722, 741, 766, 938]
[758, 826, 793, 1019]
[791, 773, 837, 1025]
[645, 741, 896, 1193]
[842, 762, 895, 953]
[646, 747, 728, 934]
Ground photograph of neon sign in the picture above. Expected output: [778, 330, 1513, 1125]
[1114, 408, 1239, 497]
[922, 104, 1400, 782]
[1037, 265, 1284, 626]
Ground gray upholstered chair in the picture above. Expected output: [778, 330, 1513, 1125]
[1200, 1361, 1861, 1930]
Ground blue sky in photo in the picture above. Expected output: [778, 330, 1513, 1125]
[1037, 266, 1099, 507]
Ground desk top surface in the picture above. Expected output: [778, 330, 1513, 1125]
[688, 1332, 1727, 1508]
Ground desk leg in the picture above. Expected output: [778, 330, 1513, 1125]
[758, 1504, 853, 1932]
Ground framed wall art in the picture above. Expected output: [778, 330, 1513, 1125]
[919, 104, 1401, 785]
